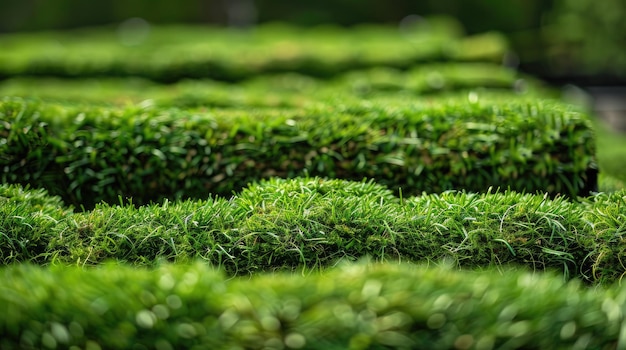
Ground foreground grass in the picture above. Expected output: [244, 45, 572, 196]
[1, 261, 623, 349]
[3, 177, 625, 285]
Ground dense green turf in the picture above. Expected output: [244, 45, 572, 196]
[3, 178, 625, 284]
[0, 20, 508, 82]
[1, 90, 596, 208]
[1, 261, 624, 349]
[0, 63, 549, 107]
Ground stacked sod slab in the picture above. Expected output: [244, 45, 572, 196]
[3, 177, 626, 283]
[0, 18, 507, 82]
[0, 93, 595, 209]
[0, 19, 619, 349]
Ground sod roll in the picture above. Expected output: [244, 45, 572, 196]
[0, 93, 596, 208]
[2, 179, 624, 284]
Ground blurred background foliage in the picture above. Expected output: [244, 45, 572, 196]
[1, 0, 624, 84]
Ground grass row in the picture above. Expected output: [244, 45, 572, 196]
[1, 92, 596, 208]
[1, 261, 624, 349]
[0, 20, 508, 82]
[2, 177, 625, 284]
[0, 63, 547, 108]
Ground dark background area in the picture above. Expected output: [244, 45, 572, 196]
[1, 0, 625, 86]
[0, 0, 545, 33]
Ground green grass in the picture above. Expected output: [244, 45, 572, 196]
[0, 63, 548, 108]
[2, 178, 625, 285]
[599, 173, 626, 193]
[0, 20, 508, 82]
[1, 261, 624, 349]
[1, 91, 596, 208]
[594, 118, 626, 185]
[0, 22, 621, 349]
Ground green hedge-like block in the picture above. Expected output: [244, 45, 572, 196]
[0, 20, 508, 82]
[0, 94, 596, 208]
[0, 262, 623, 349]
[2, 179, 624, 284]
